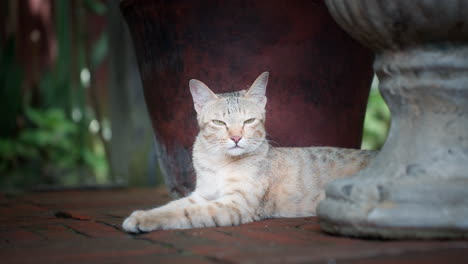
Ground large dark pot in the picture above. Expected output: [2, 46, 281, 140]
[120, 0, 374, 196]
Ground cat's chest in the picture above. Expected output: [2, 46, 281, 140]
[195, 163, 258, 197]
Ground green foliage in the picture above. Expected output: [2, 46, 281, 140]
[0, 0, 110, 192]
[0, 39, 23, 137]
[361, 84, 391, 150]
[84, 0, 107, 15]
[0, 108, 108, 191]
[91, 33, 109, 68]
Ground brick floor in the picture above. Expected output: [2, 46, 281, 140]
[1, 187, 467, 263]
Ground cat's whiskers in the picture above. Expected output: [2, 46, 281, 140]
[243, 138, 269, 148]
[264, 132, 280, 147]
[204, 140, 231, 154]
[206, 143, 222, 152]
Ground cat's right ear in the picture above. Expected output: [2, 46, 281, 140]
[245, 72, 269, 108]
[189, 79, 220, 113]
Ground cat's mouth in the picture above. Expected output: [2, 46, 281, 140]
[226, 145, 245, 156]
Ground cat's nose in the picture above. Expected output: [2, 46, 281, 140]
[230, 136, 242, 144]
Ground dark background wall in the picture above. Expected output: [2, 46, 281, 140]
[0, 0, 389, 193]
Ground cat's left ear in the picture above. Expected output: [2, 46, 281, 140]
[245, 72, 268, 108]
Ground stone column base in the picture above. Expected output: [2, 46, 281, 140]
[317, 33, 468, 238]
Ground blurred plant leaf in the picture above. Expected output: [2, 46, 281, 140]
[0, 139, 16, 159]
[84, 0, 107, 15]
[14, 141, 40, 159]
[361, 86, 391, 150]
[48, 0, 72, 111]
[0, 39, 23, 138]
[91, 33, 108, 68]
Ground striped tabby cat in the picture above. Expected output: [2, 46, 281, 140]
[123, 72, 376, 233]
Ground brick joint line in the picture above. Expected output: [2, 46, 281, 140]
[20, 226, 49, 240]
[60, 224, 93, 238]
[132, 235, 230, 263]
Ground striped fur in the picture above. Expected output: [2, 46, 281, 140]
[123, 72, 376, 233]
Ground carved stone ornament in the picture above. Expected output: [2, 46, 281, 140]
[317, 0, 468, 238]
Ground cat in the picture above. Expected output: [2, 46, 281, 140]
[123, 72, 376, 233]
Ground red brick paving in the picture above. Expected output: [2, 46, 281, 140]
[1, 187, 467, 263]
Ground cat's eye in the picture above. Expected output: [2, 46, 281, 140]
[212, 120, 226, 126]
[244, 118, 256, 125]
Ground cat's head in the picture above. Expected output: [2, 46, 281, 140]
[189, 72, 269, 157]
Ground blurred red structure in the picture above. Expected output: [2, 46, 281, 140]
[121, 0, 374, 196]
[1, 0, 109, 109]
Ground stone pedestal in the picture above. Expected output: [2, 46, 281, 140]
[317, 0, 468, 239]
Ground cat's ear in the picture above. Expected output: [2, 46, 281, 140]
[189, 79, 220, 113]
[245, 72, 268, 108]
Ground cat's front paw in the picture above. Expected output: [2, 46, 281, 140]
[122, 210, 161, 233]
